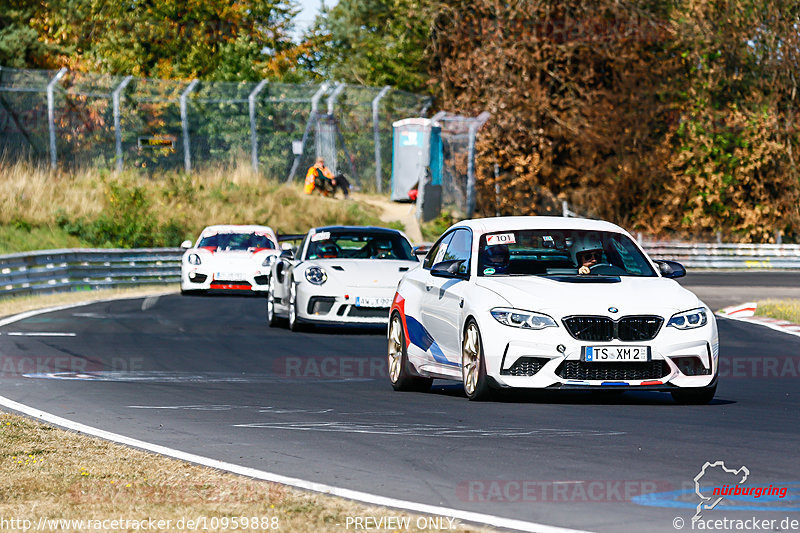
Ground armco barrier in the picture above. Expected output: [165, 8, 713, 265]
[642, 242, 800, 269]
[0, 248, 182, 298]
[1, 241, 798, 300]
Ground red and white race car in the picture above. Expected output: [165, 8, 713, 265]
[180, 225, 280, 295]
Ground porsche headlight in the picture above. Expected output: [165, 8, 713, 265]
[490, 308, 557, 330]
[305, 266, 327, 285]
[262, 254, 276, 267]
[667, 307, 708, 330]
[188, 253, 201, 265]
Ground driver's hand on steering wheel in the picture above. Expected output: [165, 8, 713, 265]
[578, 265, 591, 275]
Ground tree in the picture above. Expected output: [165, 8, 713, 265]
[24, 0, 299, 81]
[302, 0, 433, 92]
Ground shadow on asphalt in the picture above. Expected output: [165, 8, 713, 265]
[425, 383, 735, 406]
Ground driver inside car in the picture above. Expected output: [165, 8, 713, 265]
[481, 244, 510, 275]
[574, 243, 605, 274]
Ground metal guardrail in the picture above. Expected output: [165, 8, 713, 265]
[0, 240, 798, 300]
[642, 242, 800, 269]
[0, 248, 182, 298]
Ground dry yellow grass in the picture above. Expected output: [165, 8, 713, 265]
[755, 299, 800, 324]
[0, 285, 178, 320]
[0, 411, 492, 533]
[0, 160, 395, 242]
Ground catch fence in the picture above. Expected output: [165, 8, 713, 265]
[0, 66, 431, 192]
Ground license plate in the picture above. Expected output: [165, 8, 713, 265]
[584, 346, 649, 362]
[215, 272, 246, 281]
[354, 296, 392, 308]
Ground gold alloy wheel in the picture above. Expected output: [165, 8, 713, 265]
[388, 316, 403, 383]
[462, 322, 481, 396]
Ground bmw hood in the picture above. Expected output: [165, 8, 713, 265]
[475, 276, 705, 318]
[303, 259, 419, 288]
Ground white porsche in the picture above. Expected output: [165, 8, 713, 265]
[267, 226, 420, 330]
[180, 225, 280, 295]
[389, 216, 719, 403]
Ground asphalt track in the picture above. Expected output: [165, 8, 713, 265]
[0, 272, 798, 533]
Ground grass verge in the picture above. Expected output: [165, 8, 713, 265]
[0, 288, 490, 533]
[754, 299, 800, 324]
[0, 286, 178, 319]
[0, 412, 488, 533]
[0, 161, 400, 253]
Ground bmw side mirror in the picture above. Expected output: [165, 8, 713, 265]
[656, 260, 686, 279]
[180, 240, 193, 249]
[430, 260, 467, 279]
[280, 249, 294, 260]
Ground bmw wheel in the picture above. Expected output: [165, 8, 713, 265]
[462, 319, 491, 401]
[388, 313, 432, 392]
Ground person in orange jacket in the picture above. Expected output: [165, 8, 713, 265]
[304, 157, 336, 195]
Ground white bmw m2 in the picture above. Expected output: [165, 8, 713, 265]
[388, 216, 718, 403]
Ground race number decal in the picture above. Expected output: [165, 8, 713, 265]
[487, 233, 516, 245]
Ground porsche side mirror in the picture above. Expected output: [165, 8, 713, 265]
[656, 260, 686, 279]
[180, 240, 193, 249]
[430, 259, 468, 279]
[279, 249, 294, 260]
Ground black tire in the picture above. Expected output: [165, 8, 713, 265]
[266, 277, 283, 327]
[388, 314, 432, 392]
[671, 383, 717, 405]
[287, 281, 305, 332]
[462, 318, 492, 401]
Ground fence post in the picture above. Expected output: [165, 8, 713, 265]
[47, 67, 68, 170]
[180, 79, 199, 174]
[420, 96, 434, 117]
[372, 85, 391, 193]
[248, 79, 269, 175]
[327, 82, 345, 116]
[465, 111, 491, 217]
[287, 82, 329, 183]
[112, 75, 133, 172]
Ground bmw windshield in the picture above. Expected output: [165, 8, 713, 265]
[477, 229, 657, 277]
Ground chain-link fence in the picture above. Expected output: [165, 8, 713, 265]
[0, 66, 432, 192]
[428, 111, 491, 218]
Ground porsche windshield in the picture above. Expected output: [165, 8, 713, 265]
[305, 231, 414, 260]
[198, 232, 276, 251]
[477, 229, 657, 277]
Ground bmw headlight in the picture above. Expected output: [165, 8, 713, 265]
[262, 254, 276, 267]
[490, 308, 557, 330]
[305, 266, 327, 285]
[667, 307, 708, 330]
[188, 253, 201, 265]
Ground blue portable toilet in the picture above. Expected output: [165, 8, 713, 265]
[391, 118, 442, 209]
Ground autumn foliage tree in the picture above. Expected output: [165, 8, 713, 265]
[430, 0, 800, 242]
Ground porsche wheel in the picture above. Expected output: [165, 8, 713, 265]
[266, 277, 282, 327]
[388, 314, 431, 392]
[462, 319, 492, 401]
[288, 281, 303, 332]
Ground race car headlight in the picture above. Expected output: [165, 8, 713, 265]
[667, 307, 708, 330]
[188, 253, 201, 265]
[305, 266, 327, 285]
[262, 254, 276, 267]
[490, 308, 557, 330]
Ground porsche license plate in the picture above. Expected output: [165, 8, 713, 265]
[354, 296, 392, 308]
[584, 346, 649, 362]
[215, 272, 246, 281]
